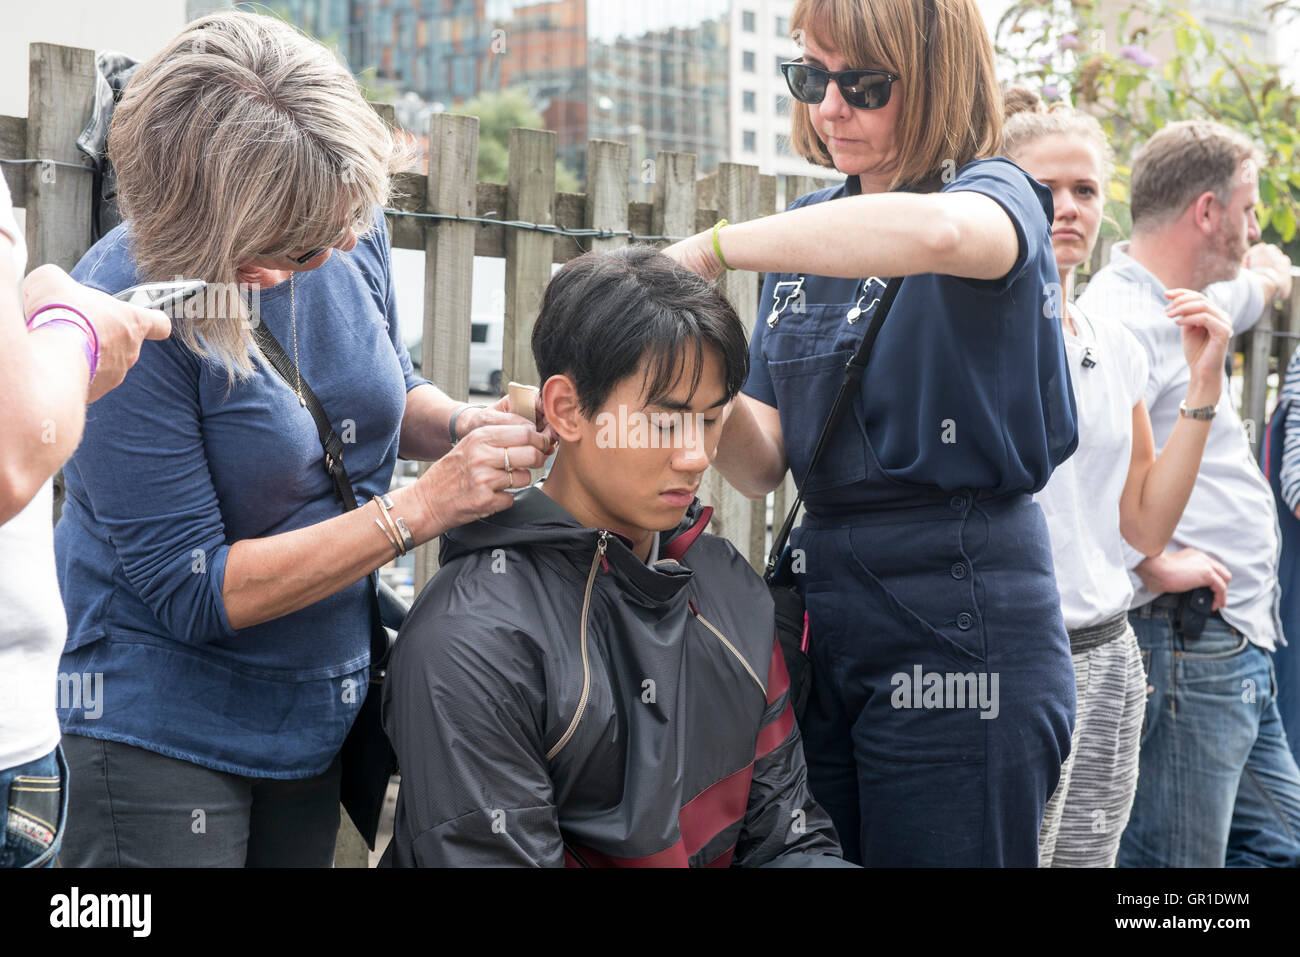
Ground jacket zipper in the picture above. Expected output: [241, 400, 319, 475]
[689, 600, 767, 699]
[546, 530, 607, 761]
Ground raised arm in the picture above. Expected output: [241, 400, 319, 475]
[0, 256, 169, 524]
[665, 190, 1019, 284]
[1119, 289, 1233, 556]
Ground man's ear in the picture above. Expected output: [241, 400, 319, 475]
[1190, 190, 1219, 236]
[541, 374, 584, 443]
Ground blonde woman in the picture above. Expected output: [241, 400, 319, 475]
[666, 0, 1078, 865]
[53, 11, 552, 867]
[1001, 89, 1233, 866]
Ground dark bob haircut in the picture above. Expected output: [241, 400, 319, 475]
[531, 246, 750, 418]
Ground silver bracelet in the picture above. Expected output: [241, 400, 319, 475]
[377, 493, 416, 553]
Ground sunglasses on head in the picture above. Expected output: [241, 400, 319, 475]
[780, 60, 900, 111]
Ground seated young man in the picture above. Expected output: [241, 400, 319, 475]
[380, 246, 846, 867]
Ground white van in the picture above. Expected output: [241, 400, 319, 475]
[468, 314, 504, 396]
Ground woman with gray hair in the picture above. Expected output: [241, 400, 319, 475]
[52, 10, 552, 867]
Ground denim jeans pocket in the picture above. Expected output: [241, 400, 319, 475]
[2, 746, 68, 868]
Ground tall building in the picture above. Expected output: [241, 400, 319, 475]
[251, 0, 832, 190]
[728, 0, 830, 186]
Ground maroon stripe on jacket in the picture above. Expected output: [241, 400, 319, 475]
[765, 639, 790, 705]
[562, 762, 754, 867]
[755, 701, 795, 760]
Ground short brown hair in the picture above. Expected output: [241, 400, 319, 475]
[1129, 120, 1261, 231]
[788, 0, 1002, 190]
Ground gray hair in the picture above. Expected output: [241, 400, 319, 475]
[1129, 120, 1261, 232]
[108, 9, 417, 379]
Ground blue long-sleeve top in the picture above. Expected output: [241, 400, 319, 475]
[55, 209, 428, 778]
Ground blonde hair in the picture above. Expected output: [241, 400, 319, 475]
[1001, 86, 1115, 187]
[109, 10, 417, 379]
[788, 0, 1003, 190]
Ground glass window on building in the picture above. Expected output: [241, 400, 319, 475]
[776, 55, 787, 76]
[743, 130, 757, 152]
[743, 10, 756, 32]
[776, 133, 792, 155]
[776, 16, 790, 37]
[743, 50, 756, 72]
[743, 90, 757, 112]
[776, 94, 790, 116]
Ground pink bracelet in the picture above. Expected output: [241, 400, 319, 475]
[27, 303, 100, 383]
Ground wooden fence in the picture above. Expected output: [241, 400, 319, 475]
[6, 40, 1299, 597]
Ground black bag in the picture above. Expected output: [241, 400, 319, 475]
[764, 275, 904, 722]
[251, 318, 406, 850]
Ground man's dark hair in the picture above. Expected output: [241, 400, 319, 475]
[532, 245, 750, 417]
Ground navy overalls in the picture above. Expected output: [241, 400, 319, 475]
[746, 158, 1079, 866]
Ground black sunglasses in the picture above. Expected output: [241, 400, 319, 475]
[261, 226, 350, 266]
[780, 60, 900, 111]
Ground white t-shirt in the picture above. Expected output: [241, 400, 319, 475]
[0, 174, 67, 770]
[1033, 301, 1149, 630]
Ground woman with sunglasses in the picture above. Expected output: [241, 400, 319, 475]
[665, 0, 1078, 866]
[51, 11, 552, 867]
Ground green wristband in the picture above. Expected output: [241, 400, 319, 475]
[711, 219, 735, 271]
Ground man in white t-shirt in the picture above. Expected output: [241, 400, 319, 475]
[1078, 120, 1300, 867]
[0, 174, 169, 868]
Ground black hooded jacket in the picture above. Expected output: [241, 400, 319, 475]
[380, 487, 846, 867]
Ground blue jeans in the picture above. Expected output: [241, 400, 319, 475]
[1119, 606, 1300, 867]
[1, 744, 68, 868]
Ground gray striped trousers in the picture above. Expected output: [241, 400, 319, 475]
[1039, 622, 1146, 867]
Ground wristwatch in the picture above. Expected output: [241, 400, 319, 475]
[1179, 398, 1217, 420]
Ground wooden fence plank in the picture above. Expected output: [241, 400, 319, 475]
[414, 113, 478, 592]
[1241, 301, 1274, 454]
[504, 127, 556, 394]
[707, 161, 766, 571]
[0, 114, 27, 207]
[585, 139, 629, 254]
[25, 43, 96, 273]
[653, 151, 696, 241]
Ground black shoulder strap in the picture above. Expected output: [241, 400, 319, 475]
[764, 275, 904, 580]
[249, 311, 359, 513]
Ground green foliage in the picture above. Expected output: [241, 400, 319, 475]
[996, 0, 1300, 258]
[457, 88, 580, 193]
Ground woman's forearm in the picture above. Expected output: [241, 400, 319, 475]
[0, 247, 89, 522]
[398, 382, 461, 461]
[222, 482, 440, 630]
[1122, 382, 1217, 557]
[1126, 418, 1212, 556]
[716, 191, 1019, 281]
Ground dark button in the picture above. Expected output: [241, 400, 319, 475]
[956, 612, 974, 630]
[949, 495, 967, 510]
[950, 562, 968, 580]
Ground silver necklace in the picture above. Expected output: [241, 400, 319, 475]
[289, 272, 305, 406]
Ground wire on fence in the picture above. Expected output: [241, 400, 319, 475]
[0, 158, 690, 247]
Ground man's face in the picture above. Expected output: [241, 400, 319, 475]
[1202, 162, 1262, 285]
[562, 347, 728, 539]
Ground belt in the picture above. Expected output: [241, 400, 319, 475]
[1067, 610, 1129, 654]
[1149, 590, 1222, 619]
[1141, 587, 1225, 640]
